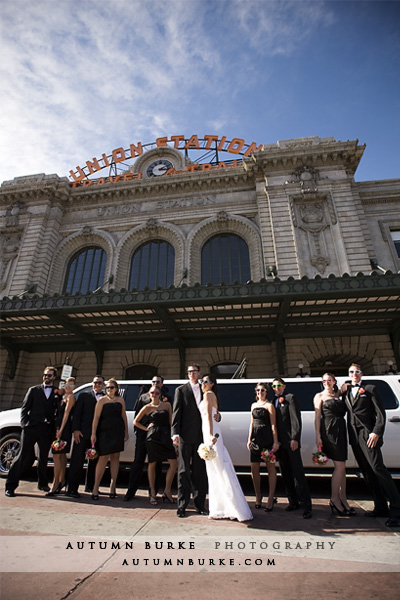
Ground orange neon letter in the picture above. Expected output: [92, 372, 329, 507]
[217, 136, 227, 151]
[112, 147, 126, 163]
[156, 137, 168, 147]
[201, 163, 213, 171]
[203, 135, 219, 149]
[86, 157, 102, 174]
[129, 142, 143, 157]
[69, 166, 86, 182]
[227, 138, 245, 154]
[184, 135, 200, 149]
[170, 135, 185, 148]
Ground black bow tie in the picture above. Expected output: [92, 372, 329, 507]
[45, 386, 53, 389]
[351, 384, 360, 387]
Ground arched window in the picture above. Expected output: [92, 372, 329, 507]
[129, 240, 175, 290]
[63, 246, 107, 294]
[124, 364, 157, 380]
[201, 234, 250, 285]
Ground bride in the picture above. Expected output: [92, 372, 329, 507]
[200, 374, 253, 522]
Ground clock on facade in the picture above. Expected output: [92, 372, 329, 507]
[146, 158, 174, 178]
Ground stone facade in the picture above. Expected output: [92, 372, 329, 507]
[1, 136, 399, 409]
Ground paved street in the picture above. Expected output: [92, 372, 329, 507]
[1, 472, 399, 600]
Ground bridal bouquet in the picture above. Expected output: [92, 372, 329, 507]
[51, 439, 67, 452]
[261, 448, 276, 464]
[312, 445, 328, 465]
[197, 434, 219, 461]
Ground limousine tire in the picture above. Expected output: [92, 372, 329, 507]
[0, 432, 21, 476]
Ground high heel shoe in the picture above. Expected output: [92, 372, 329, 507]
[162, 493, 176, 504]
[109, 493, 117, 499]
[150, 495, 158, 505]
[91, 494, 99, 501]
[340, 500, 356, 515]
[255, 498, 262, 509]
[329, 500, 347, 516]
[46, 482, 65, 496]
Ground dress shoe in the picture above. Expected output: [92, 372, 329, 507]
[364, 509, 389, 518]
[385, 518, 400, 528]
[303, 509, 312, 519]
[66, 491, 81, 499]
[5, 489, 16, 497]
[177, 508, 186, 518]
[38, 485, 50, 492]
[195, 507, 208, 515]
[123, 493, 135, 502]
[84, 487, 93, 494]
[285, 503, 300, 512]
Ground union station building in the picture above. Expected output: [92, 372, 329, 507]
[1, 135, 399, 409]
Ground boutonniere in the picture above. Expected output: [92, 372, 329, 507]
[278, 397, 285, 404]
[358, 387, 365, 395]
[54, 388, 59, 395]
[162, 395, 168, 402]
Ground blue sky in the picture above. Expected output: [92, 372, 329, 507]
[1, 0, 399, 184]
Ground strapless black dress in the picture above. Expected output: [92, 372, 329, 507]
[97, 402, 125, 456]
[53, 399, 73, 454]
[249, 405, 274, 463]
[320, 398, 348, 461]
[146, 410, 176, 462]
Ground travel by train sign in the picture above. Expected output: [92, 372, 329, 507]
[69, 134, 262, 185]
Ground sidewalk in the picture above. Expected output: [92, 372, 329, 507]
[1, 478, 399, 600]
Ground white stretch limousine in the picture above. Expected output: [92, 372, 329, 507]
[1, 376, 399, 476]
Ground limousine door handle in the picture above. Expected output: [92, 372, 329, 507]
[388, 416, 400, 422]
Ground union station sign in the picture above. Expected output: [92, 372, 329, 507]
[69, 134, 262, 185]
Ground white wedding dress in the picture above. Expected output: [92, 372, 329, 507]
[200, 404, 253, 522]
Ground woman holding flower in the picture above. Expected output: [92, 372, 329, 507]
[247, 383, 279, 512]
[47, 377, 76, 496]
[91, 378, 129, 500]
[313, 373, 354, 516]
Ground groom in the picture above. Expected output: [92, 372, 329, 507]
[172, 364, 219, 518]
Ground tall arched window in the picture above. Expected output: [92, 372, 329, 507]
[63, 246, 107, 294]
[129, 240, 175, 290]
[201, 234, 250, 285]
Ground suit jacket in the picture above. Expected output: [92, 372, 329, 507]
[344, 383, 386, 446]
[20, 384, 59, 428]
[274, 393, 302, 449]
[72, 390, 98, 439]
[171, 382, 203, 443]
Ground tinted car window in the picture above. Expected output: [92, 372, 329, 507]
[366, 380, 398, 410]
[218, 383, 258, 412]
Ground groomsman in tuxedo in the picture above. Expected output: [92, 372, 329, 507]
[124, 375, 170, 501]
[5, 367, 60, 496]
[172, 364, 218, 518]
[343, 364, 400, 527]
[66, 375, 105, 498]
[272, 377, 312, 519]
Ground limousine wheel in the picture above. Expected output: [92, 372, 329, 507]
[0, 432, 21, 476]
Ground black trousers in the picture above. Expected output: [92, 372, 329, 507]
[351, 433, 400, 517]
[126, 433, 162, 496]
[177, 440, 207, 511]
[278, 446, 312, 510]
[6, 422, 54, 491]
[67, 436, 97, 493]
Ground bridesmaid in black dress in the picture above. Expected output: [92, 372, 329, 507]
[313, 372, 355, 516]
[134, 384, 177, 505]
[47, 377, 76, 496]
[91, 378, 129, 500]
[247, 383, 279, 511]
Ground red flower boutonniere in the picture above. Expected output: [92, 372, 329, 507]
[54, 388, 59, 394]
[162, 396, 169, 402]
[279, 397, 285, 404]
[359, 387, 365, 395]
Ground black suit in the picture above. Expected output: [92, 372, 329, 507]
[275, 393, 311, 510]
[6, 384, 59, 491]
[171, 382, 207, 511]
[345, 383, 400, 517]
[67, 390, 99, 494]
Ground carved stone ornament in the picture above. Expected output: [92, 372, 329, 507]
[217, 210, 229, 223]
[145, 218, 158, 232]
[0, 232, 22, 290]
[291, 166, 319, 192]
[6, 201, 28, 226]
[82, 225, 93, 236]
[310, 255, 330, 274]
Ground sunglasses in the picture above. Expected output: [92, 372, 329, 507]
[272, 384, 284, 388]
[43, 374, 54, 377]
[256, 388, 267, 392]
[93, 381, 103, 385]
[152, 380, 162, 384]
[349, 370, 362, 374]
[150, 391, 160, 395]
[200, 379, 211, 384]
[106, 386, 116, 390]
[188, 370, 199, 373]
[322, 379, 334, 383]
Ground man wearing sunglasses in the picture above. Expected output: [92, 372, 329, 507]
[5, 367, 60, 497]
[343, 364, 400, 527]
[66, 375, 105, 498]
[272, 377, 312, 519]
[124, 376, 169, 501]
